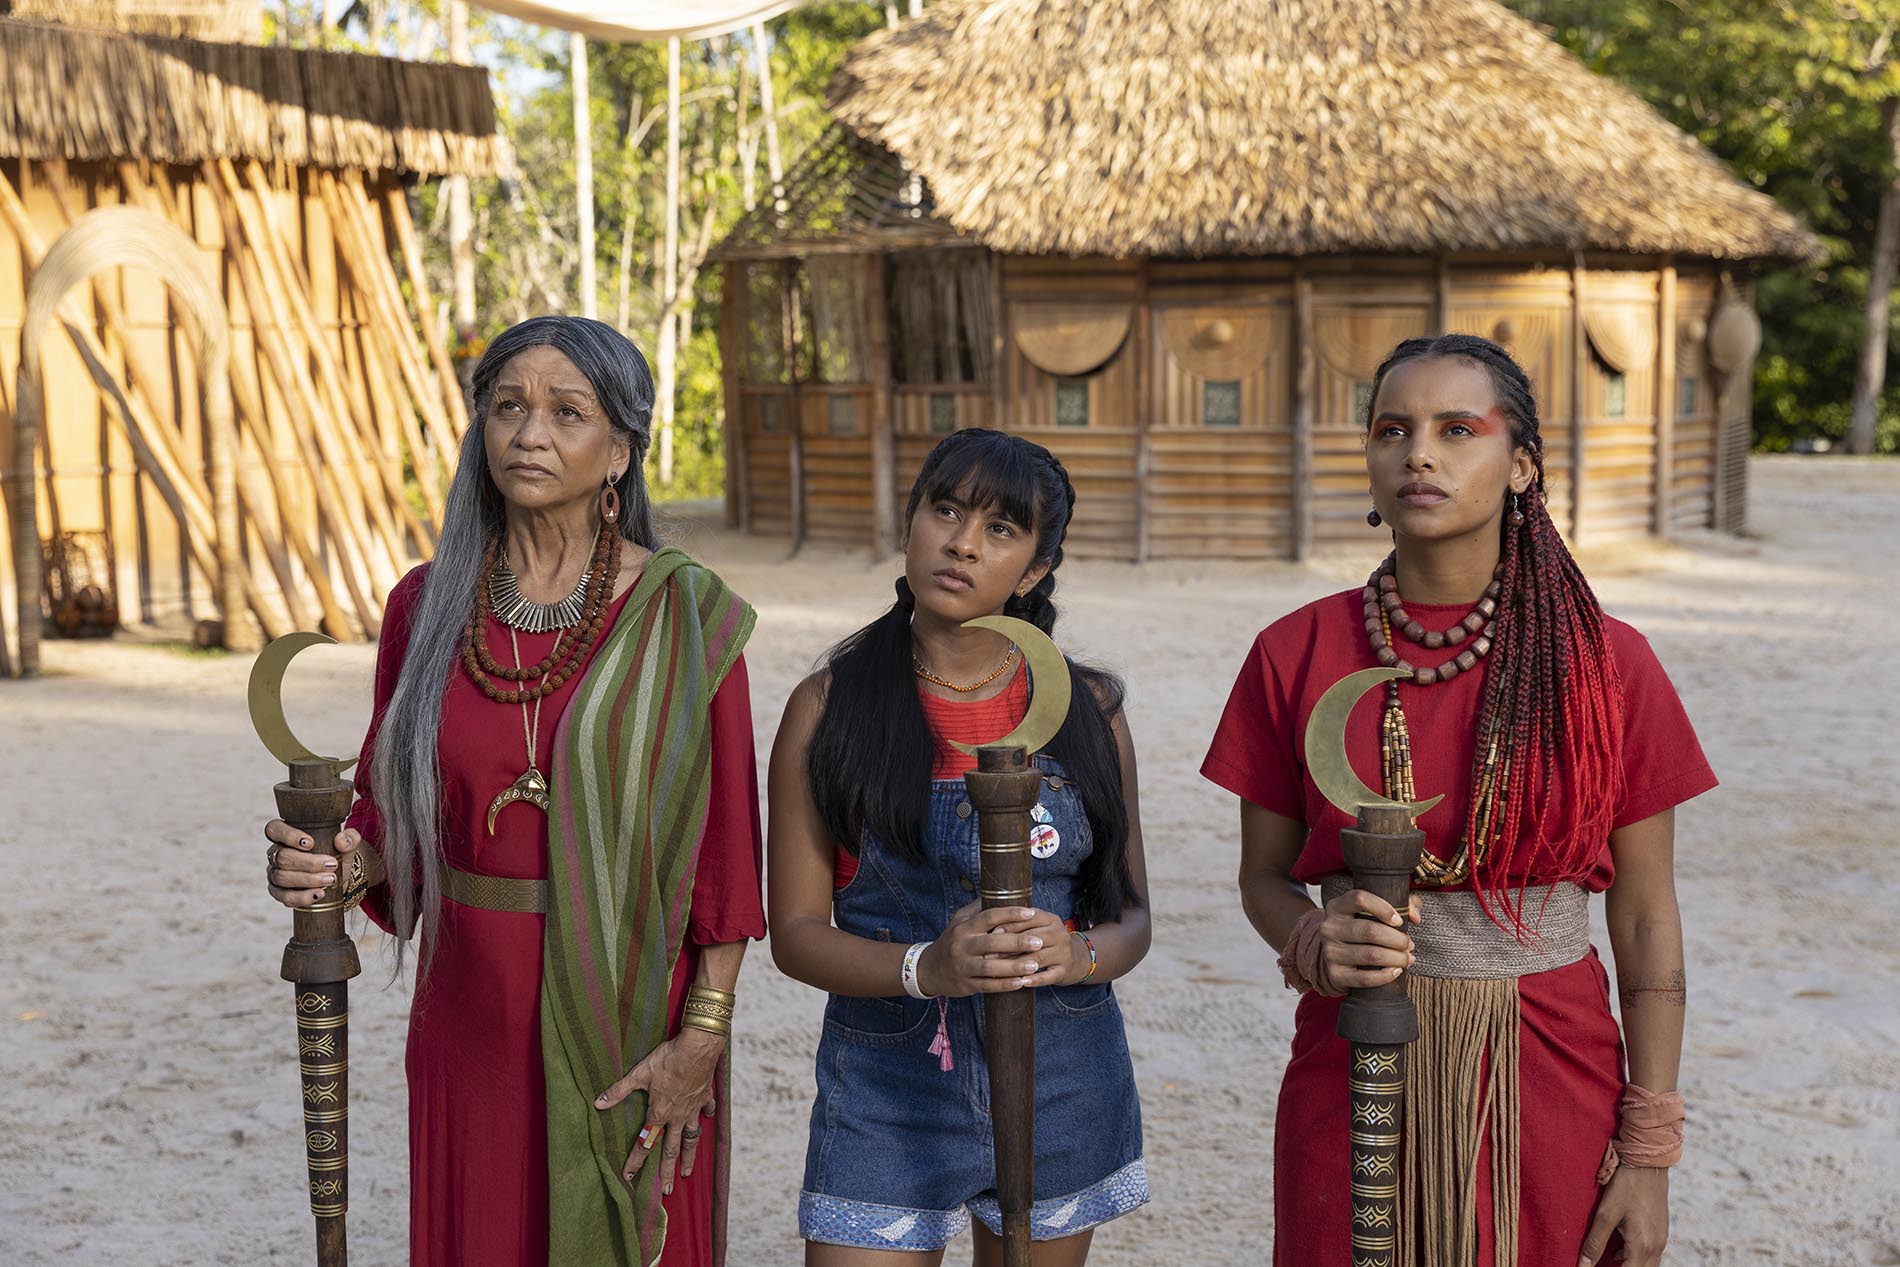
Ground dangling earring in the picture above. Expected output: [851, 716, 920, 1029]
[1508, 491, 1525, 527]
[601, 473, 621, 525]
[1366, 507, 1383, 528]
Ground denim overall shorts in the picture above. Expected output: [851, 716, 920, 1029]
[797, 760, 1148, 1251]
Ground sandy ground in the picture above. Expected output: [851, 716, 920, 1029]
[3, 455, 1898, 1266]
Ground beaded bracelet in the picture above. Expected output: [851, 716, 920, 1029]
[1071, 930, 1098, 982]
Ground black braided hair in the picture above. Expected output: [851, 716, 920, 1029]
[806, 429, 1138, 926]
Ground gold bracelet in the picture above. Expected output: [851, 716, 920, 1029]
[679, 1012, 732, 1040]
[339, 850, 370, 910]
[687, 984, 736, 1007]
[683, 1000, 735, 1026]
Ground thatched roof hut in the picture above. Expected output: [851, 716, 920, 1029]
[1, 16, 498, 675]
[715, 0, 1818, 562]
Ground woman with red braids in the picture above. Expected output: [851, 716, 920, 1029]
[1203, 334, 1713, 1267]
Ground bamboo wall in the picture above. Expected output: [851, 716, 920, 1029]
[722, 250, 1756, 562]
[0, 154, 466, 662]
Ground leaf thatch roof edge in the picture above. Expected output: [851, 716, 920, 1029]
[0, 18, 499, 178]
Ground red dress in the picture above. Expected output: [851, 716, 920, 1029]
[1201, 590, 1715, 1267]
[347, 565, 766, 1267]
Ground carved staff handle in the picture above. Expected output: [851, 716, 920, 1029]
[964, 744, 1045, 1267]
[274, 757, 362, 1267]
[1335, 802, 1425, 1267]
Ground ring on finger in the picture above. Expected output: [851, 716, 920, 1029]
[681, 1125, 702, 1139]
[636, 1124, 659, 1149]
[267, 843, 285, 870]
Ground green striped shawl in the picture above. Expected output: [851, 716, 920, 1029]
[540, 547, 755, 1267]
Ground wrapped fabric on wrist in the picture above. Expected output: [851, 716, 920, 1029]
[1596, 1085, 1685, 1183]
[1278, 906, 1343, 997]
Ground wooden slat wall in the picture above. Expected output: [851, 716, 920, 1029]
[997, 258, 1140, 557]
[800, 387, 874, 544]
[1146, 294, 1292, 559]
[1578, 271, 1659, 541]
[739, 389, 792, 535]
[1669, 274, 1718, 532]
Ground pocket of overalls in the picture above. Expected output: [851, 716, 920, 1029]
[823, 993, 936, 1043]
[1044, 979, 1115, 1018]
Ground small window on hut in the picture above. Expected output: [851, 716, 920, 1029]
[1203, 380, 1242, 428]
[1055, 380, 1090, 428]
[1677, 376, 1699, 417]
[1352, 380, 1375, 425]
[1604, 372, 1628, 418]
[929, 393, 957, 433]
[828, 395, 858, 435]
[757, 396, 785, 433]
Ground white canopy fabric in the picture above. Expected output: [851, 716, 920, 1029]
[475, 0, 810, 41]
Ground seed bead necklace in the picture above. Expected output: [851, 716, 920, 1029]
[913, 643, 1018, 693]
[1361, 552, 1507, 887]
[461, 521, 621, 702]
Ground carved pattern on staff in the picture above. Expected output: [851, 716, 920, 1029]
[304, 1081, 340, 1105]
[1352, 1101, 1397, 1128]
[307, 1130, 340, 1153]
[300, 1033, 338, 1057]
[296, 993, 333, 1015]
[1354, 1154, 1396, 1178]
[311, 1178, 344, 1199]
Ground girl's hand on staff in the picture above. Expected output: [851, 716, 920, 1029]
[992, 908, 1086, 986]
[263, 818, 371, 908]
[596, 1028, 725, 1196]
[1579, 1164, 1668, 1267]
[918, 901, 1045, 997]
[1315, 888, 1416, 992]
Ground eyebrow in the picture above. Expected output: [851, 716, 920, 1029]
[493, 380, 598, 402]
[1373, 408, 1487, 422]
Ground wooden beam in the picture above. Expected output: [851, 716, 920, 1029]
[1133, 259, 1152, 563]
[783, 259, 806, 553]
[1654, 260, 1677, 537]
[865, 251, 897, 556]
[989, 251, 1008, 428]
[1433, 255, 1451, 333]
[1291, 266, 1314, 562]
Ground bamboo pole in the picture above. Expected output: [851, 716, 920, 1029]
[203, 164, 389, 629]
[1132, 260, 1151, 563]
[225, 160, 428, 565]
[42, 163, 308, 635]
[115, 162, 354, 638]
[353, 275, 446, 525]
[1570, 254, 1587, 544]
[719, 260, 749, 531]
[0, 164, 287, 647]
[328, 172, 462, 471]
[381, 181, 471, 438]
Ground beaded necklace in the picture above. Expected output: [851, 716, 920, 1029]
[1361, 552, 1506, 887]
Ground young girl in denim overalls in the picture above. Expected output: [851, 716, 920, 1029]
[769, 430, 1151, 1266]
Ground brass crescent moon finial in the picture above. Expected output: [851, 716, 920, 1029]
[1304, 667, 1443, 821]
[947, 615, 1073, 758]
[247, 631, 358, 775]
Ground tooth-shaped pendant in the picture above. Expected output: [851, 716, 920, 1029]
[486, 766, 552, 834]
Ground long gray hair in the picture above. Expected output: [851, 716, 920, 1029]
[370, 317, 658, 966]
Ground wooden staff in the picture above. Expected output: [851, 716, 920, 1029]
[963, 744, 1043, 1267]
[1335, 803, 1423, 1267]
[273, 755, 360, 1267]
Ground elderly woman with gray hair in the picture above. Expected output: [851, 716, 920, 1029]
[263, 316, 762, 1267]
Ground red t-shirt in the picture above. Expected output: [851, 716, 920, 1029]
[1201, 589, 1716, 890]
[833, 664, 1030, 889]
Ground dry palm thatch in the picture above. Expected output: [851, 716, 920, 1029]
[827, 0, 1819, 262]
[0, 17, 498, 176]
[5, 0, 261, 44]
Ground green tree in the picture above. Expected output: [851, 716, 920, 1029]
[1509, 1, 1900, 454]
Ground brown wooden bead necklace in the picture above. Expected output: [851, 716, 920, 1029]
[461, 520, 622, 705]
[1361, 552, 1507, 887]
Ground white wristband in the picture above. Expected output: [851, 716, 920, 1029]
[901, 941, 934, 999]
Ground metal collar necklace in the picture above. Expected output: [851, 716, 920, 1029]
[488, 554, 591, 633]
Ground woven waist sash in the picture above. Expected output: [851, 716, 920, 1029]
[439, 861, 549, 914]
[1319, 876, 1590, 979]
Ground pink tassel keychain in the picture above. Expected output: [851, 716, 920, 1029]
[927, 997, 955, 1071]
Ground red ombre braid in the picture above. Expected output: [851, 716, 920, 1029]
[1365, 335, 1626, 926]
